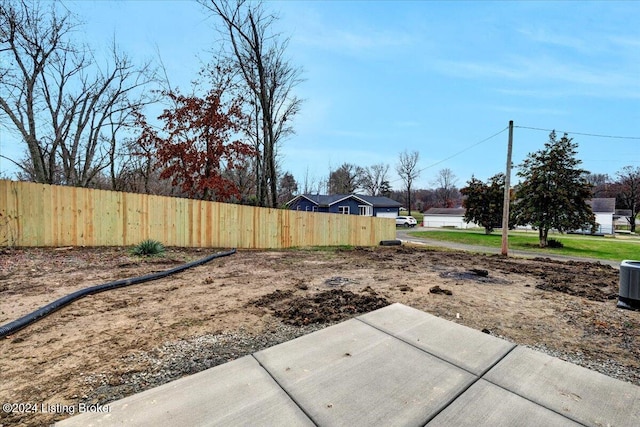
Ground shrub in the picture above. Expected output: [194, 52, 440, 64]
[547, 238, 564, 248]
[132, 239, 165, 256]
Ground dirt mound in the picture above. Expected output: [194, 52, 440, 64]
[251, 289, 390, 326]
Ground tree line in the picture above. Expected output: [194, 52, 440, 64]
[281, 151, 463, 216]
[1, 0, 301, 208]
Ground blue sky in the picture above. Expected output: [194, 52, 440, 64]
[1, 0, 639, 191]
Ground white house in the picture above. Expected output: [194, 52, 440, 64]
[586, 198, 615, 234]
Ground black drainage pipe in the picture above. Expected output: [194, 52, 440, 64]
[0, 249, 237, 339]
[379, 240, 402, 246]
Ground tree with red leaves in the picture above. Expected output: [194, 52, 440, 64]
[136, 88, 254, 201]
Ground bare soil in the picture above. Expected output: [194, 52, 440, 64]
[1, 245, 639, 427]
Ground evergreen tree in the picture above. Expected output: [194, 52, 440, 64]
[328, 163, 359, 194]
[277, 172, 298, 206]
[461, 173, 505, 234]
[512, 131, 595, 247]
[379, 180, 392, 198]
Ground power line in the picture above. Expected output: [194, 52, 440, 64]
[390, 126, 508, 184]
[418, 126, 509, 173]
[515, 125, 640, 140]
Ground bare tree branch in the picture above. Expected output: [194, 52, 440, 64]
[201, 0, 303, 207]
[0, 0, 160, 186]
[396, 150, 420, 216]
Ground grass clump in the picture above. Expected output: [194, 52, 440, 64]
[132, 239, 165, 256]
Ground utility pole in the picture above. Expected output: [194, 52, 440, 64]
[501, 120, 514, 256]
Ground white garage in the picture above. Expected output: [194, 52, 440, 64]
[376, 211, 398, 219]
[422, 208, 478, 229]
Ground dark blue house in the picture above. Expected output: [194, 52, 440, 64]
[286, 194, 402, 218]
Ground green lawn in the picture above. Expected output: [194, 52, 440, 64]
[408, 229, 640, 262]
[399, 210, 423, 224]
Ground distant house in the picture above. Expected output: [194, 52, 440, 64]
[285, 194, 402, 218]
[422, 208, 478, 229]
[585, 198, 616, 234]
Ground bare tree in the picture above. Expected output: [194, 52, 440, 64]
[615, 166, 640, 232]
[202, 0, 303, 208]
[0, 1, 158, 186]
[302, 167, 316, 194]
[358, 163, 390, 196]
[0, 0, 72, 183]
[116, 115, 176, 195]
[433, 168, 460, 208]
[223, 157, 257, 204]
[586, 173, 614, 198]
[396, 150, 420, 215]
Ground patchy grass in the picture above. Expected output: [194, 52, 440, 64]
[409, 229, 640, 262]
[399, 210, 423, 224]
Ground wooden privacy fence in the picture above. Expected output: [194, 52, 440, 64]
[0, 180, 396, 248]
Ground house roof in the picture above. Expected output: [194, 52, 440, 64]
[357, 195, 402, 208]
[587, 198, 615, 213]
[286, 194, 401, 208]
[424, 208, 466, 216]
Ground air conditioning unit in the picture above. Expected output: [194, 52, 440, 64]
[618, 260, 640, 310]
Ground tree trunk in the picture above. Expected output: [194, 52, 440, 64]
[539, 228, 549, 248]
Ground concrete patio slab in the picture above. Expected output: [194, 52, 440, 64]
[427, 379, 582, 426]
[56, 355, 314, 427]
[254, 318, 476, 427]
[484, 346, 640, 427]
[56, 303, 640, 427]
[359, 303, 515, 375]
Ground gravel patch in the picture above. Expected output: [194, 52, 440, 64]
[81, 322, 334, 405]
[524, 343, 640, 386]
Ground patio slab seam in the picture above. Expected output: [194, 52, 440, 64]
[354, 316, 517, 378]
[474, 373, 591, 427]
[250, 353, 319, 427]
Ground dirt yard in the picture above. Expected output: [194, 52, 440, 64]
[1, 245, 639, 426]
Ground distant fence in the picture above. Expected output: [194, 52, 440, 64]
[0, 180, 396, 248]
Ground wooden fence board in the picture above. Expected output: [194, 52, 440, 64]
[0, 180, 396, 248]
